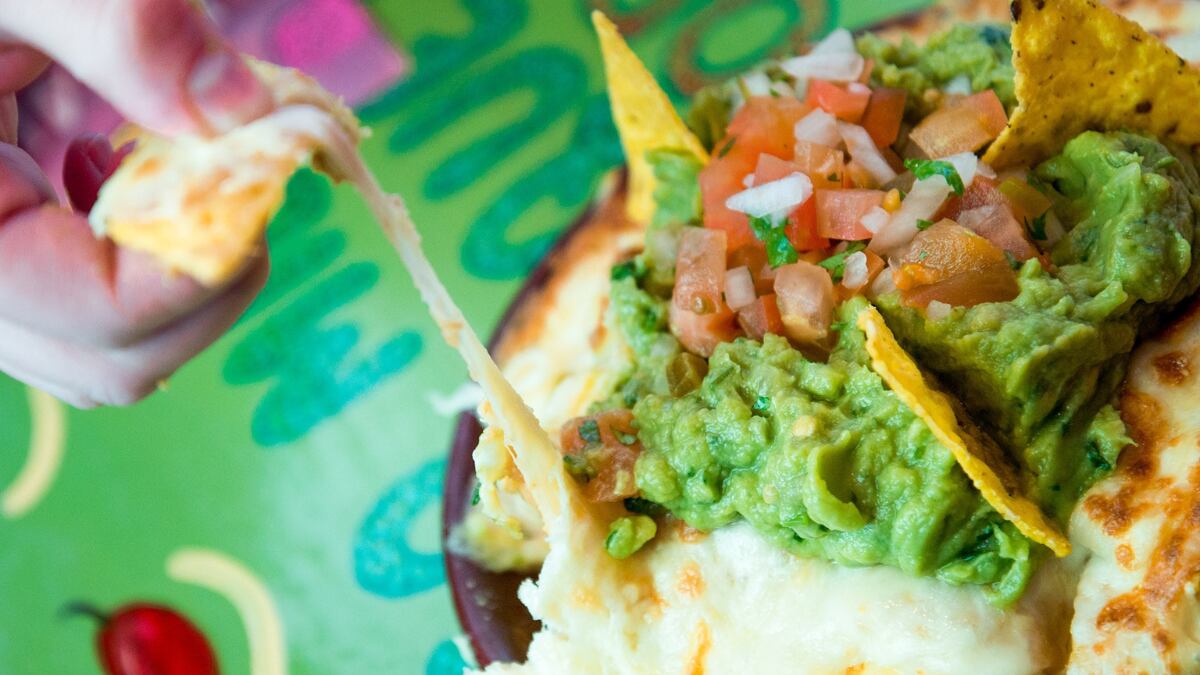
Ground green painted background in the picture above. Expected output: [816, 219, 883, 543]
[0, 1, 929, 672]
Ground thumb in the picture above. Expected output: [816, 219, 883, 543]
[0, 0, 273, 135]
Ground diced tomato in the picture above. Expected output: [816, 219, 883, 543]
[858, 59, 875, 85]
[860, 88, 906, 148]
[998, 178, 1052, 223]
[560, 410, 642, 503]
[815, 188, 886, 240]
[908, 91, 1008, 158]
[673, 228, 728, 314]
[938, 175, 1006, 221]
[754, 153, 800, 183]
[701, 97, 811, 250]
[864, 249, 886, 284]
[748, 154, 828, 252]
[956, 204, 1039, 262]
[892, 219, 1018, 307]
[955, 90, 1008, 138]
[844, 161, 880, 189]
[670, 301, 739, 358]
[773, 261, 835, 347]
[806, 80, 870, 123]
[728, 244, 775, 294]
[725, 96, 812, 158]
[793, 140, 845, 189]
[737, 294, 785, 340]
[786, 196, 828, 252]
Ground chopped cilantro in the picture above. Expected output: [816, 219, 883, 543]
[623, 497, 662, 515]
[752, 395, 771, 413]
[563, 454, 593, 479]
[610, 259, 638, 281]
[749, 214, 799, 267]
[717, 136, 737, 159]
[470, 482, 481, 506]
[1004, 250, 1020, 270]
[916, 218, 934, 231]
[1026, 212, 1047, 240]
[817, 242, 866, 282]
[615, 430, 638, 446]
[904, 158, 965, 195]
[826, 172, 840, 182]
[579, 419, 601, 445]
[1085, 440, 1113, 471]
[918, 250, 929, 262]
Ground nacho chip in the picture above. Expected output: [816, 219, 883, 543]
[856, 305, 1070, 557]
[592, 11, 708, 224]
[984, 0, 1200, 169]
[90, 61, 362, 286]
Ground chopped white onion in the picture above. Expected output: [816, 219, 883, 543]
[724, 266, 757, 311]
[839, 122, 897, 185]
[859, 206, 890, 234]
[780, 51, 865, 83]
[943, 74, 972, 95]
[867, 175, 954, 253]
[847, 81, 871, 96]
[867, 266, 897, 298]
[769, 81, 797, 99]
[794, 108, 842, 148]
[926, 300, 953, 321]
[740, 71, 772, 97]
[725, 173, 814, 219]
[977, 161, 997, 180]
[1043, 209, 1066, 246]
[842, 251, 869, 290]
[940, 151, 978, 189]
[743, 173, 756, 188]
[811, 28, 857, 55]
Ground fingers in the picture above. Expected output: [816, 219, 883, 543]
[0, 43, 49, 93]
[0, 256, 268, 408]
[0, 0, 272, 135]
[62, 134, 133, 212]
[0, 143, 258, 347]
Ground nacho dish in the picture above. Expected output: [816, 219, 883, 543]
[449, 1, 1200, 673]
[79, 0, 1200, 673]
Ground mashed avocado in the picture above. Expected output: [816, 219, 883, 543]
[629, 299, 1032, 603]
[857, 24, 1016, 117]
[877, 131, 1200, 517]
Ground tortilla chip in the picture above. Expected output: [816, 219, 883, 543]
[90, 61, 362, 287]
[857, 305, 1070, 557]
[984, 0, 1200, 169]
[592, 11, 708, 224]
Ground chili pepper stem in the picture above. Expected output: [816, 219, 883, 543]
[60, 601, 111, 625]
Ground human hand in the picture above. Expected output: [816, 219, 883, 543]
[0, 0, 275, 407]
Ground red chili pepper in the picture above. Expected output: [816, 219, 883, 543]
[64, 602, 220, 675]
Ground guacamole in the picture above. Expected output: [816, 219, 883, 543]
[857, 24, 1016, 117]
[877, 131, 1200, 517]
[633, 298, 1033, 603]
[570, 23, 1200, 609]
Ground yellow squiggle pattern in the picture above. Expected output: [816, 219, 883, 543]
[167, 548, 288, 675]
[2, 387, 66, 519]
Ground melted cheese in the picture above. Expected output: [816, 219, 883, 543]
[1068, 306, 1200, 673]
[480, 523, 1076, 675]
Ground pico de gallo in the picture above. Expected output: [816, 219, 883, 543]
[558, 24, 1200, 604]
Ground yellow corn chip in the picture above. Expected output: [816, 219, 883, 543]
[91, 61, 363, 287]
[856, 306, 1071, 557]
[985, 0, 1200, 169]
[592, 11, 708, 224]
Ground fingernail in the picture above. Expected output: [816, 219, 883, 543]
[187, 49, 272, 134]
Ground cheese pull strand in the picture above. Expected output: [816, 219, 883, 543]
[339, 155, 571, 523]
